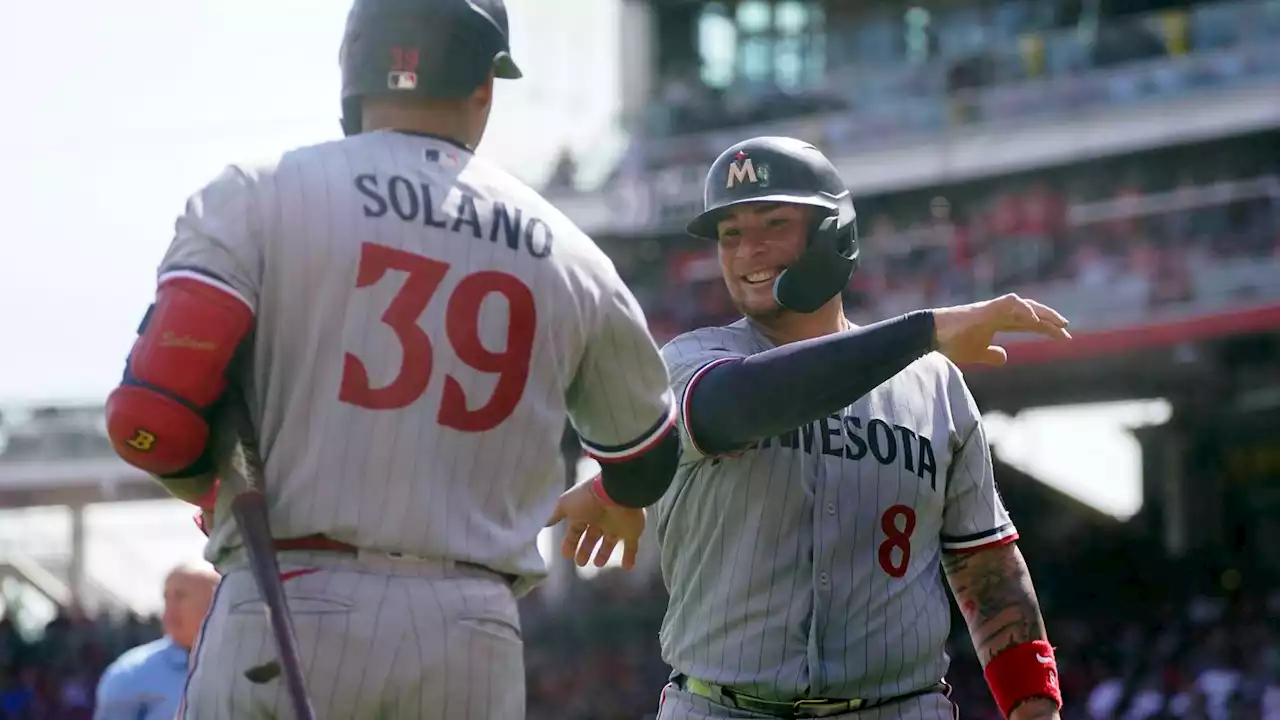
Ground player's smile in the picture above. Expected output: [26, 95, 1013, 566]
[732, 259, 788, 302]
[741, 267, 782, 285]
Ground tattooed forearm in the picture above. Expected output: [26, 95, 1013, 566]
[941, 542, 1047, 667]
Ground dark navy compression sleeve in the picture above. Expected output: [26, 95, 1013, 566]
[687, 311, 938, 456]
[597, 425, 680, 508]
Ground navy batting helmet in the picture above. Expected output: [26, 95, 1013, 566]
[338, 0, 523, 136]
[687, 136, 859, 314]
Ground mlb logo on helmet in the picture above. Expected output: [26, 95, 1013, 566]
[388, 71, 418, 90]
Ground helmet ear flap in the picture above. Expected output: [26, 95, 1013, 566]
[772, 211, 860, 313]
[837, 213, 860, 264]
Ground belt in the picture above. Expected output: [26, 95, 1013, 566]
[274, 535, 361, 554]
[271, 534, 517, 584]
[679, 676, 948, 719]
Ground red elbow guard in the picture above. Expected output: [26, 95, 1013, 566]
[984, 640, 1062, 719]
[106, 385, 211, 475]
[106, 273, 253, 476]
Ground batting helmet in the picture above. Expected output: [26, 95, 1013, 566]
[338, 0, 523, 137]
[686, 137, 859, 314]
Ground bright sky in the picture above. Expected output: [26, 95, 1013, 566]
[0, 0, 1163, 613]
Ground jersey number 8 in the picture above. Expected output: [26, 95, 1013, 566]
[878, 504, 917, 578]
[339, 242, 536, 432]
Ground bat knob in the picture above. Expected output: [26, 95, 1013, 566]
[244, 661, 282, 684]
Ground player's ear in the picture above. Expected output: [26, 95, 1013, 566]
[472, 70, 496, 111]
[467, 70, 497, 147]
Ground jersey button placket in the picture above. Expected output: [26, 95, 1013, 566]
[814, 486, 839, 594]
[812, 472, 840, 693]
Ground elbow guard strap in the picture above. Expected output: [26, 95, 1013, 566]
[106, 273, 253, 476]
[984, 640, 1062, 719]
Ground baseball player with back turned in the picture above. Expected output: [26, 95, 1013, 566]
[101, 0, 682, 718]
[567, 137, 1074, 720]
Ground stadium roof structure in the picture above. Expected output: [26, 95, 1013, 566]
[0, 403, 165, 508]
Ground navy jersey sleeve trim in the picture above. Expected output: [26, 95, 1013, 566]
[941, 523, 1019, 552]
[158, 268, 254, 314]
[580, 403, 678, 463]
[162, 264, 232, 286]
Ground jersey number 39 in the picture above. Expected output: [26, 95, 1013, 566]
[339, 242, 535, 432]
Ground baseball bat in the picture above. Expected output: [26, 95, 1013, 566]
[215, 392, 318, 720]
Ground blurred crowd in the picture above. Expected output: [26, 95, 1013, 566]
[0, 605, 159, 719]
[4, 562, 1273, 719]
[842, 145, 1280, 323]
[637, 0, 1279, 149]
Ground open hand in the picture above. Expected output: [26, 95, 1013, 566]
[932, 293, 1071, 366]
[545, 479, 646, 570]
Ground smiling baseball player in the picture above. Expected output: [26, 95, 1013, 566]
[102, 0, 680, 717]
[562, 137, 1073, 720]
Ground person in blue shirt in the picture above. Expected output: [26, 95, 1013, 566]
[94, 563, 218, 720]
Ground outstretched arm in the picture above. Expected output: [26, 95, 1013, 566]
[688, 312, 937, 455]
[688, 294, 1070, 457]
[942, 542, 1061, 720]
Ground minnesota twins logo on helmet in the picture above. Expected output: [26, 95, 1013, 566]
[689, 136, 860, 314]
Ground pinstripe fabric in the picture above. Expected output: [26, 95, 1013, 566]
[181, 552, 523, 719]
[654, 319, 1015, 710]
[157, 129, 673, 716]
[175, 578, 227, 719]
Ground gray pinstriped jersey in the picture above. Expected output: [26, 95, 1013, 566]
[155, 129, 674, 594]
[654, 319, 1017, 701]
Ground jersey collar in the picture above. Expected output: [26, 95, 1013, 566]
[390, 130, 474, 154]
